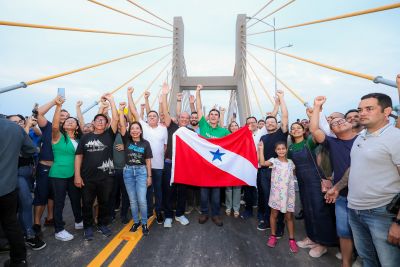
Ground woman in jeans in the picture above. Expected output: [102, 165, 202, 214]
[120, 115, 153, 235]
[225, 121, 241, 218]
[50, 96, 83, 241]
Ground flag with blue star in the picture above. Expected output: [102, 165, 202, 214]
[210, 149, 225, 162]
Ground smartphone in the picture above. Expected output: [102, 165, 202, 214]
[31, 103, 39, 119]
[233, 112, 237, 118]
[58, 88, 65, 99]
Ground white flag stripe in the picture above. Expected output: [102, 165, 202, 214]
[172, 127, 257, 186]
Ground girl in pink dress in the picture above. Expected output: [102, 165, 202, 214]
[258, 141, 298, 253]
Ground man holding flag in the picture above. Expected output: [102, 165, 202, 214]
[171, 84, 258, 227]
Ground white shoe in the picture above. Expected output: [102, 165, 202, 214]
[297, 237, 317, 248]
[175, 215, 189, 225]
[55, 230, 74, 241]
[75, 221, 83, 230]
[164, 218, 172, 228]
[336, 251, 342, 260]
[309, 245, 327, 258]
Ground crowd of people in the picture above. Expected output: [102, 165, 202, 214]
[1, 75, 400, 267]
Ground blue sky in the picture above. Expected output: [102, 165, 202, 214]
[1, 0, 399, 123]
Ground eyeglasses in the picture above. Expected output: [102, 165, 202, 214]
[330, 119, 346, 127]
[94, 118, 107, 123]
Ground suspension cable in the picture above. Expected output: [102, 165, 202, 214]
[248, 43, 397, 88]
[249, 0, 275, 19]
[248, 2, 400, 35]
[88, 0, 172, 32]
[0, 20, 172, 38]
[243, 60, 264, 116]
[0, 44, 171, 94]
[245, 57, 275, 106]
[247, 0, 296, 29]
[126, 0, 173, 27]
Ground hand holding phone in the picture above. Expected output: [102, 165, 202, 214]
[58, 88, 65, 99]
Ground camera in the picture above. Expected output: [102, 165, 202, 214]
[32, 103, 39, 119]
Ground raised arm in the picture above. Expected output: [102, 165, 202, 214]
[257, 141, 272, 167]
[270, 97, 280, 118]
[176, 92, 183, 116]
[144, 91, 151, 115]
[160, 82, 171, 127]
[219, 107, 226, 127]
[140, 104, 145, 120]
[276, 90, 288, 133]
[127, 87, 140, 122]
[102, 93, 119, 133]
[189, 95, 196, 113]
[76, 101, 85, 132]
[24, 116, 36, 135]
[37, 96, 57, 127]
[195, 84, 204, 118]
[118, 102, 127, 136]
[51, 96, 65, 143]
[309, 96, 327, 143]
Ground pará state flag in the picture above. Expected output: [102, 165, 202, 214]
[171, 126, 258, 187]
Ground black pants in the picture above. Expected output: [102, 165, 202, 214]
[82, 177, 113, 228]
[0, 190, 26, 263]
[50, 177, 82, 233]
[162, 162, 187, 218]
[109, 169, 129, 219]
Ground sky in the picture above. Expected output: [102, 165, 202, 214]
[1, 0, 399, 124]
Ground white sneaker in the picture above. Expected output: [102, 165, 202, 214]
[164, 218, 172, 228]
[297, 237, 317, 248]
[55, 230, 74, 241]
[75, 221, 83, 230]
[336, 251, 342, 260]
[175, 215, 189, 225]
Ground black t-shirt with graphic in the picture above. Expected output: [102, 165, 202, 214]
[122, 134, 153, 166]
[76, 127, 116, 181]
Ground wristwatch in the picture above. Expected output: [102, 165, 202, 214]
[392, 218, 400, 225]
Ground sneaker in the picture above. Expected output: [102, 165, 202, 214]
[25, 236, 46, 250]
[121, 217, 130, 225]
[198, 214, 209, 224]
[3, 259, 27, 267]
[84, 227, 94, 241]
[211, 216, 223, 227]
[289, 239, 299, 253]
[44, 217, 54, 226]
[32, 224, 42, 236]
[267, 235, 278, 248]
[240, 210, 253, 220]
[75, 221, 83, 230]
[297, 237, 317, 248]
[309, 245, 327, 258]
[97, 225, 112, 237]
[130, 222, 141, 232]
[142, 224, 149, 236]
[185, 206, 194, 215]
[240, 200, 245, 205]
[156, 213, 164, 224]
[175, 215, 189, 226]
[164, 218, 173, 228]
[55, 230, 74, 241]
[257, 221, 268, 231]
[225, 209, 231, 216]
[336, 251, 343, 260]
[233, 211, 240, 218]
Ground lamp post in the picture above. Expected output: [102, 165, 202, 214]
[247, 17, 293, 93]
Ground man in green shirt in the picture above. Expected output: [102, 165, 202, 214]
[195, 84, 230, 226]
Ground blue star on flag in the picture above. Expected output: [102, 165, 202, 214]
[210, 149, 225, 162]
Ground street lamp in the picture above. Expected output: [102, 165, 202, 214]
[246, 16, 293, 93]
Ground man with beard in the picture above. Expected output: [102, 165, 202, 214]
[189, 112, 200, 134]
[345, 109, 363, 133]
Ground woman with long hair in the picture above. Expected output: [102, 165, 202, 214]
[288, 122, 337, 257]
[225, 121, 241, 218]
[50, 96, 83, 241]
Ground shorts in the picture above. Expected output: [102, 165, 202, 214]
[335, 195, 352, 238]
[33, 163, 54, 206]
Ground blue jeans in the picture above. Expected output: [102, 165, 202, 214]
[146, 168, 163, 216]
[124, 165, 148, 225]
[349, 205, 400, 267]
[200, 187, 220, 216]
[17, 166, 35, 238]
[335, 196, 352, 238]
[225, 186, 241, 212]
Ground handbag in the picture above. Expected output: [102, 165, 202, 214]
[305, 144, 332, 193]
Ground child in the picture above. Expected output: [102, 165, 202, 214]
[258, 141, 298, 253]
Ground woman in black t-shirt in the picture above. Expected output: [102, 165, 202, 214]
[121, 121, 153, 235]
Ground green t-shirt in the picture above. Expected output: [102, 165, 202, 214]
[199, 116, 230, 138]
[49, 134, 76, 178]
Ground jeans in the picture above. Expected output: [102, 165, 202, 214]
[225, 186, 241, 212]
[243, 186, 256, 213]
[200, 187, 220, 216]
[0, 190, 26, 263]
[258, 168, 285, 231]
[17, 166, 35, 238]
[109, 169, 129, 220]
[349, 205, 400, 267]
[124, 165, 148, 225]
[146, 168, 163, 216]
[162, 162, 186, 218]
[33, 163, 53, 206]
[50, 177, 82, 233]
[81, 176, 113, 228]
[335, 196, 352, 238]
